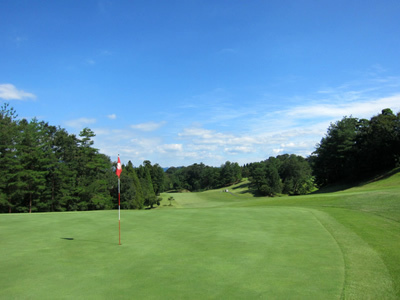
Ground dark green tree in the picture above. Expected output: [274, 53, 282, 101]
[312, 116, 359, 185]
[278, 154, 315, 195]
[358, 109, 399, 172]
[16, 119, 49, 213]
[138, 162, 157, 208]
[312, 109, 400, 185]
[121, 161, 144, 209]
[0, 103, 22, 213]
[220, 161, 242, 186]
[249, 160, 282, 196]
[151, 163, 165, 195]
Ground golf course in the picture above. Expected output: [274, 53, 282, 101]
[1, 169, 399, 299]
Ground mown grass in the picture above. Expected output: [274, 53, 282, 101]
[1, 169, 399, 299]
[162, 169, 400, 298]
[1, 208, 344, 299]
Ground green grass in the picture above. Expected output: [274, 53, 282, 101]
[1, 170, 399, 299]
[1, 209, 345, 299]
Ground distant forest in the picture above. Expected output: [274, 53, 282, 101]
[1, 103, 399, 213]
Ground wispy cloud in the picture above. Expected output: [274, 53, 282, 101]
[0, 84, 36, 100]
[107, 114, 117, 120]
[65, 117, 96, 129]
[158, 144, 183, 153]
[100, 50, 112, 56]
[86, 59, 96, 65]
[14, 36, 27, 47]
[89, 74, 400, 167]
[131, 121, 166, 132]
[288, 94, 400, 119]
[179, 127, 259, 146]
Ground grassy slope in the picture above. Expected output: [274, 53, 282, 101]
[165, 169, 400, 298]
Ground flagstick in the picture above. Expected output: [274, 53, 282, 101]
[116, 154, 122, 245]
[118, 176, 121, 245]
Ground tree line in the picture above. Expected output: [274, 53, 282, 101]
[165, 161, 242, 192]
[1, 103, 399, 213]
[0, 103, 166, 213]
[244, 154, 315, 196]
[310, 108, 400, 186]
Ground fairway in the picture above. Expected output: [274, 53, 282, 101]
[1, 208, 345, 299]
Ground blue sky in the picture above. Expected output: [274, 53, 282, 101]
[1, 0, 400, 167]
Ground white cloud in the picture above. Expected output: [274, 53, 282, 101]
[224, 146, 253, 154]
[65, 117, 96, 129]
[130, 137, 160, 149]
[131, 121, 166, 131]
[179, 127, 226, 141]
[285, 94, 400, 120]
[107, 114, 117, 120]
[281, 142, 296, 148]
[0, 84, 36, 100]
[84, 75, 400, 167]
[179, 127, 261, 151]
[273, 148, 284, 154]
[159, 144, 183, 152]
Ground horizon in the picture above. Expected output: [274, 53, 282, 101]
[1, 1, 400, 167]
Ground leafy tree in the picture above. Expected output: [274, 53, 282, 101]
[165, 167, 183, 190]
[241, 163, 251, 178]
[249, 161, 282, 196]
[278, 154, 314, 195]
[151, 163, 166, 195]
[312, 116, 359, 185]
[138, 162, 157, 208]
[0, 103, 21, 213]
[16, 119, 49, 213]
[203, 166, 221, 190]
[358, 109, 399, 172]
[73, 128, 113, 210]
[312, 109, 400, 185]
[220, 161, 242, 186]
[249, 163, 267, 191]
[52, 128, 80, 211]
[121, 161, 144, 209]
[0, 105, 123, 213]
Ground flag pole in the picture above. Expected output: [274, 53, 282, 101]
[116, 154, 122, 245]
[118, 176, 121, 245]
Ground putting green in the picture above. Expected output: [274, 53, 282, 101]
[1, 207, 350, 299]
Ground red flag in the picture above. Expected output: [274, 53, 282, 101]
[116, 156, 122, 178]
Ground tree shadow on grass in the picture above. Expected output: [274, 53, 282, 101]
[231, 182, 259, 196]
[310, 183, 357, 194]
[311, 168, 400, 194]
[232, 182, 250, 190]
[361, 167, 400, 184]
